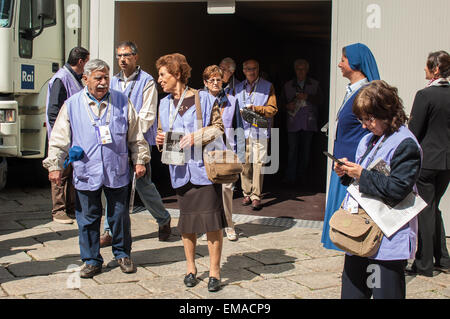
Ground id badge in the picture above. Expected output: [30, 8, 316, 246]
[96, 125, 113, 145]
[347, 197, 359, 214]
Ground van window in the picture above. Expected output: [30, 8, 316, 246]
[0, 0, 14, 28]
[19, 0, 57, 58]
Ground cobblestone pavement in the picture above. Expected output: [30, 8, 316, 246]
[0, 187, 449, 299]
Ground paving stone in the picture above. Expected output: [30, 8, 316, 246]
[81, 282, 150, 299]
[218, 268, 263, 285]
[7, 260, 70, 277]
[131, 246, 186, 265]
[0, 267, 14, 280]
[305, 286, 341, 299]
[0, 286, 6, 297]
[221, 254, 265, 270]
[441, 287, 450, 298]
[406, 276, 445, 295]
[0, 220, 26, 231]
[190, 283, 263, 299]
[93, 266, 156, 284]
[25, 289, 89, 299]
[247, 262, 311, 279]
[240, 277, 305, 298]
[288, 272, 342, 290]
[407, 290, 447, 299]
[244, 249, 297, 265]
[0, 238, 43, 251]
[147, 290, 201, 299]
[0, 228, 55, 241]
[290, 246, 344, 259]
[27, 245, 80, 261]
[145, 260, 209, 277]
[139, 275, 207, 295]
[298, 255, 345, 273]
[0, 296, 25, 299]
[0, 250, 32, 264]
[421, 272, 450, 288]
[1, 273, 99, 296]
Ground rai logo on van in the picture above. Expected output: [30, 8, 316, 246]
[21, 64, 35, 90]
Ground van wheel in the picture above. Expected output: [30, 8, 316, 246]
[0, 157, 7, 190]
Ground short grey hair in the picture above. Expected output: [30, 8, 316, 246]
[294, 59, 310, 70]
[117, 41, 138, 55]
[84, 59, 110, 76]
[220, 57, 236, 72]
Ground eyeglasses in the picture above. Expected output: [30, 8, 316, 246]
[358, 116, 375, 124]
[244, 67, 258, 72]
[207, 78, 222, 84]
[116, 53, 135, 59]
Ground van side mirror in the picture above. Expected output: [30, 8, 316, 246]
[36, 0, 56, 20]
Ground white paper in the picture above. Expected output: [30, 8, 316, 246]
[161, 131, 185, 165]
[347, 184, 427, 238]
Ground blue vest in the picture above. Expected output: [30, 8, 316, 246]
[46, 66, 84, 137]
[159, 90, 215, 189]
[235, 78, 273, 139]
[348, 126, 421, 260]
[66, 89, 130, 191]
[110, 69, 157, 145]
[334, 88, 369, 162]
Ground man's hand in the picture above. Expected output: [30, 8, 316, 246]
[49, 170, 62, 185]
[156, 132, 166, 146]
[134, 164, 146, 179]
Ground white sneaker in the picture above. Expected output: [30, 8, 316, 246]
[200, 233, 207, 241]
[225, 227, 238, 241]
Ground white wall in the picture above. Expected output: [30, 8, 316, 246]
[329, 0, 450, 232]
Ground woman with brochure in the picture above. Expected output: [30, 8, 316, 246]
[334, 80, 422, 299]
[155, 53, 226, 292]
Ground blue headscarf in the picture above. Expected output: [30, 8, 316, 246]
[345, 43, 380, 82]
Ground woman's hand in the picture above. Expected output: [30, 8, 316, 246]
[341, 161, 364, 180]
[179, 133, 195, 149]
[156, 132, 166, 146]
[334, 158, 348, 177]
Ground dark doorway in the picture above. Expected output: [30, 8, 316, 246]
[116, 1, 332, 219]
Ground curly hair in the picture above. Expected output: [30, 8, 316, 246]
[202, 65, 223, 82]
[352, 80, 407, 135]
[155, 53, 192, 84]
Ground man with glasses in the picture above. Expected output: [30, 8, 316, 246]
[100, 41, 172, 248]
[235, 59, 278, 210]
[46, 47, 90, 224]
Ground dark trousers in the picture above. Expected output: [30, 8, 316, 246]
[413, 169, 450, 275]
[341, 254, 407, 299]
[75, 185, 131, 266]
[51, 165, 75, 216]
[284, 130, 314, 183]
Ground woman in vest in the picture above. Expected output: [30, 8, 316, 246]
[335, 80, 421, 299]
[155, 54, 226, 292]
[202, 65, 245, 242]
[321, 43, 380, 251]
[408, 51, 450, 276]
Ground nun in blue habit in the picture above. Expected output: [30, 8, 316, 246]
[321, 43, 380, 250]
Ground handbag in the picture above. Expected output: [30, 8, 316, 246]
[194, 90, 243, 184]
[241, 107, 269, 128]
[329, 207, 383, 257]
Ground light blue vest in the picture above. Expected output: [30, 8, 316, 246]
[235, 78, 273, 139]
[110, 69, 157, 145]
[349, 125, 421, 260]
[159, 90, 215, 189]
[66, 89, 130, 191]
[46, 66, 84, 137]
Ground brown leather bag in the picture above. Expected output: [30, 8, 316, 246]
[193, 90, 243, 184]
[329, 207, 383, 257]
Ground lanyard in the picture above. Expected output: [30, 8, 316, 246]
[242, 78, 259, 105]
[123, 68, 141, 99]
[84, 93, 112, 127]
[169, 86, 189, 130]
[358, 135, 388, 167]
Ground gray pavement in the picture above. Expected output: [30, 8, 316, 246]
[0, 186, 449, 299]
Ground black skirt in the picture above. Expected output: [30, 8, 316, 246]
[176, 182, 227, 234]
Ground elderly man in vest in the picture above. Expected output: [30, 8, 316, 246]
[99, 41, 172, 247]
[219, 57, 240, 96]
[46, 47, 89, 224]
[235, 59, 278, 210]
[43, 59, 150, 278]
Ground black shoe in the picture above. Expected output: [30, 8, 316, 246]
[80, 264, 102, 278]
[184, 273, 198, 287]
[434, 265, 450, 274]
[159, 218, 172, 241]
[117, 257, 136, 274]
[405, 266, 439, 277]
[208, 277, 221, 292]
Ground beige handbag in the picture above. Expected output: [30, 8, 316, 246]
[329, 207, 383, 257]
[193, 90, 243, 184]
